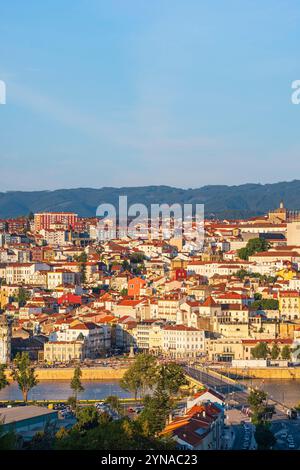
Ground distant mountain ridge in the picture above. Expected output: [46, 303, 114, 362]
[1, 180, 300, 219]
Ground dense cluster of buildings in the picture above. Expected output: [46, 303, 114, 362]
[1, 203, 300, 366]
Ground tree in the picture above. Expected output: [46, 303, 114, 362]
[54, 416, 174, 450]
[0, 422, 17, 450]
[130, 253, 145, 264]
[251, 342, 269, 360]
[234, 270, 277, 284]
[75, 406, 99, 431]
[281, 345, 291, 360]
[234, 269, 250, 280]
[238, 238, 269, 260]
[55, 427, 69, 441]
[105, 395, 122, 414]
[138, 386, 172, 436]
[14, 287, 30, 307]
[248, 389, 268, 424]
[157, 363, 188, 395]
[28, 422, 56, 450]
[0, 364, 9, 391]
[254, 423, 276, 450]
[270, 343, 280, 360]
[120, 369, 141, 400]
[237, 247, 249, 261]
[67, 395, 77, 410]
[120, 353, 159, 398]
[12, 352, 38, 402]
[251, 299, 279, 311]
[70, 366, 84, 402]
[80, 263, 87, 284]
[129, 253, 146, 275]
[75, 252, 88, 284]
[248, 388, 267, 409]
[122, 260, 131, 272]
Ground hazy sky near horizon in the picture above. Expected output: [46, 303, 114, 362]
[1, 0, 300, 191]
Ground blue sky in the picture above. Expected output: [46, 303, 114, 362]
[1, 0, 300, 190]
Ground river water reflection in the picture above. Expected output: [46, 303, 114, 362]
[241, 379, 300, 407]
[0, 380, 133, 401]
[0, 379, 299, 406]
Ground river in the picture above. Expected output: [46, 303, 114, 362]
[241, 379, 300, 407]
[0, 379, 299, 406]
[0, 380, 133, 401]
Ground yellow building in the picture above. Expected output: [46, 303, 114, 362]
[208, 338, 244, 362]
[279, 322, 297, 339]
[0, 285, 20, 309]
[44, 341, 85, 362]
[171, 258, 188, 271]
[208, 337, 293, 362]
[276, 267, 296, 281]
[278, 291, 300, 320]
[212, 319, 249, 338]
[268, 201, 287, 223]
[148, 324, 163, 353]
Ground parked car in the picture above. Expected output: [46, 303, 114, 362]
[95, 402, 108, 411]
[135, 406, 144, 414]
[287, 408, 298, 419]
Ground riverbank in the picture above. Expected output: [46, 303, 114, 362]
[5, 367, 126, 381]
[224, 367, 300, 380]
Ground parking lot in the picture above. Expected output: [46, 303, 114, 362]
[94, 402, 144, 420]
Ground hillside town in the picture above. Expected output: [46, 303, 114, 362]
[2, 203, 300, 450]
[1, 202, 300, 366]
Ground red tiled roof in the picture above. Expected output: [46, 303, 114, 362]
[201, 296, 218, 307]
[163, 324, 200, 332]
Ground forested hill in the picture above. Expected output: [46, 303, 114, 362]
[1, 180, 300, 219]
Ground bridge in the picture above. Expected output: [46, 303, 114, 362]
[185, 364, 249, 406]
[184, 364, 289, 419]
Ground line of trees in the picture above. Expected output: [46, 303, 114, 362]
[250, 296, 279, 311]
[234, 269, 277, 285]
[251, 342, 291, 360]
